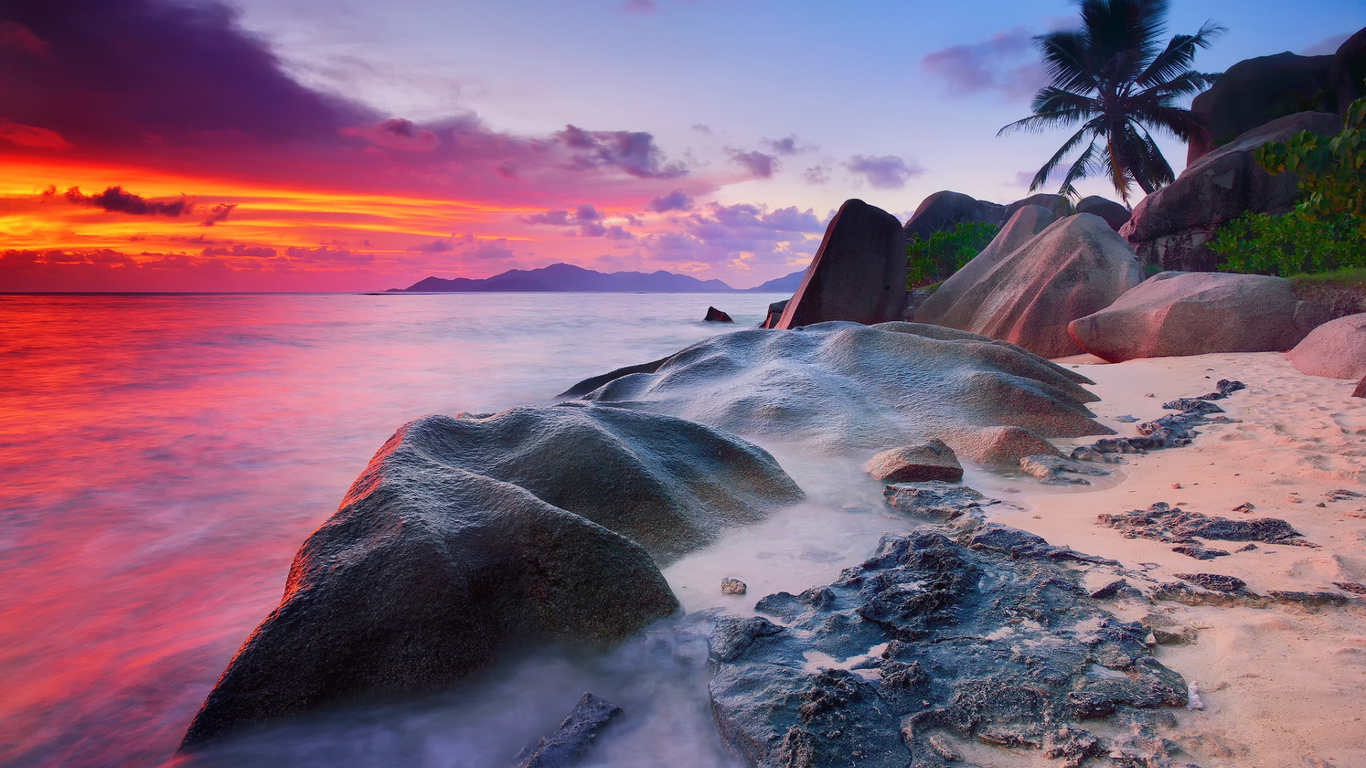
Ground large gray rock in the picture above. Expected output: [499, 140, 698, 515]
[1187, 52, 1335, 163]
[1329, 27, 1366, 114]
[914, 213, 1144, 358]
[1002, 192, 1073, 222]
[913, 204, 1059, 328]
[776, 199, 905, 329]
[1122, 111, 1344, 271]
[1068, 271, 1324, 362]
[1076, 195, 1131, 231]
[181, 405, 803, 748]
[903, 190, 1005, 240]
[1287, 312, 1366, 379]
[570, 322, 1112, 460]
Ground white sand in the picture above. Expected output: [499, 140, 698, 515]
[666, 350, 1366, 768]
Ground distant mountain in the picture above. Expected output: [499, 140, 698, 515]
[744, 269, 806, 293]
[393, 263, 738, 293]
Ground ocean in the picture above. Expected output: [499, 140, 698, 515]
[0, 292, 943, 768]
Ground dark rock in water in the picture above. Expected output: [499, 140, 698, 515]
[902, 190, 1005, 240]
[1075, 196, 1131, 231]
[1171, 543, 1231, 561]
[759, 299, 788, 329]
[1067, 271, 1325, 361]
[516, 692, 622, 768]
[883, 481, 992, 523]
[570, 322, 1112, 457]
[708, 529, 1187, 768]
[182, 405, 803, 748]
[1173, 573, 1246, 593]
[705, 306, 735, 323]
[1356, 375, 1366, 398]
[776, 199, 906, 329]
[863, 440, 963, 483]
[1098, 501, 1307, 546]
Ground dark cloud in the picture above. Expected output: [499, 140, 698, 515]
[727, 149, 778, 179]
[555, 125, 687, 179]
[921, 26, 1048, 99]
[0, 21, 49, 55]
[845, 155, 922, 190]
[520, 204, 604, 227]
[648, 190, 693, 213]
[63, 186, 191, 217]
[202, 243, 276, 258]
[285, 245, 374, 264]
[201, 203, 236, 226]
[762, 136, 803, 155]
[605, 225, 634, 241]
[341, 118, 441, 151]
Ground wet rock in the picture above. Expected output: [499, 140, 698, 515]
[1020, 454, 1111, 484]
[1287, 312, 1366, 380]
[1173, 573, 1247, 593]
[759, 299, 788, 329]
[776, 199, 906, 328]
[704, 306, 735, 323]
[722, 578, 748, 596]
[708, 529, 1187, 768]
[1355, 375, 1366, 398]
[181, 405, 805, 748]
[863, 440, 964, 483]
[883, 481, 992, 523]
[1171, 543, 1231, 560]
[948, 425, 1064, 466]
[570, 322, 1111, 454]
[1090, 579, 1127, 600]
[1098, 501, 1308, 546]
[1068, 271, 1325, 362]
[516, 692, 622, 768]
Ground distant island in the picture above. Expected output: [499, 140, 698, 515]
[389, 263, 805, 293]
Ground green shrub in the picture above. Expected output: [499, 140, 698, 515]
[907, 221, 999, 288]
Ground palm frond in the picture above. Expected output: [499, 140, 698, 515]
[1026, 123, 1101, 191]
[1057, 140, 1100, 199]
[1134, 20, 1226, 88]
[1035, 31, 1096, 95]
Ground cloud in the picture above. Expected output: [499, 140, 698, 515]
[0, 21, 49, 56]
[202, 243, 276, 258]
[727, 149, 778, 179]
[802, 165, 829, 185]
[408, 238, 454, 253]
[623, 0, 658, 14]
[1301, 33, 1350, 56]
[762, 136, 804, 155]
[341, 118, 441, 151]
[921, 26, 1048, 99]
[520, 204, 604, 227]
[555, 125, 688, 179]
[633, 201, 826, 273]
[0, 122, 69, 149]
[463, 237, 514, 260]
[648, 190, 693, 212]
[285, 245, 374, 264]
[845, 155, 922, 189]
[63, 186, 191, 217]
[201, 203, 237, 226]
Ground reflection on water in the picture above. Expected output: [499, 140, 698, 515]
[0, 292, 783, 768]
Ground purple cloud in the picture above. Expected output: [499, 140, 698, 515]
[520, 204, 605, 228]
[342, 118, 440, 151]
[727, 149, 778, 179]
[802, 165, 829, 185]
[623, 0, 658, 14]
[202, 243, 276, 258]
[64, 186, 191, 217]
[845, 155, 922, 190]
[555, 125, 687, 179]
[921, 26, 1048, 99]
[762, 136, 803, 155]
[408, 239, 454, 253]
[648, 190, 693, 212]
[285, 245, 374, 264]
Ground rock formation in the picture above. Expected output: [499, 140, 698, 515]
[913, 204, 1059, 328]
[568, 322, 1112, 460]
[902, 190, 1005, 241]
[911, 213, 1144, 358]
[704, 306, 734, 323]
[1002, 192, 1073, 222]
[1075, 195, 1131, 231]
[776, 199, 906, 329]
[1068, 271, 1325, 362]
[181, 404, 803, 748]
[862, 440, 964, 483]
[1121, 111, 1344, 271]
[1286, 312, 1366, 379]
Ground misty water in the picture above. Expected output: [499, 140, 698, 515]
[0, 292, 1037, 768]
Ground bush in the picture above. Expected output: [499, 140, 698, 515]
[907, 221, 999, 288]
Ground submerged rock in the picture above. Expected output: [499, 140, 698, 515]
[708, 528, 1188, 768]
[705, 306, 735, 323]
[568, 322, 1112, 456]
[182, 404, 803, 748]
[516, 692, 622, 768]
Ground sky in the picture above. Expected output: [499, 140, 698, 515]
[0, 0, 1362, 292]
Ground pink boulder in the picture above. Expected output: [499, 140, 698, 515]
[1068, 271, 1325, 362]
[1287, 312, 1366, 380]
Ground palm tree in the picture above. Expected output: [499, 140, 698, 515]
[999, 0, 1224, 205]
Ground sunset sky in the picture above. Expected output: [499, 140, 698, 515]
[1, 0, 1361, 292]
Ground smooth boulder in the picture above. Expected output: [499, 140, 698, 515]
[1002, 192, 1073, 222]
[1121, 111, 1344, 271]
[570, 322, 1112, 459]
[776, 199, 905, 328]
[913, 204, 1059, 328]
[1287, 312, 1366, 379]
[862, 440, 963, 483]
[915, 213, 1144, 358]
[704, 306, 734, 323]
[1076, 195, 1131, 231]
[902, 190, 1005, 240]
[182, 404, 804, 748]
[1354, 376, 1365, 398]
[1068, 271, 1324, 362]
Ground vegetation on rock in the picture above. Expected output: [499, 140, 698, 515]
[906, 221, 999, 288]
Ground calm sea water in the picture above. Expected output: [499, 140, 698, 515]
[0, 292, 804, 768]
